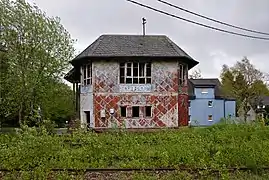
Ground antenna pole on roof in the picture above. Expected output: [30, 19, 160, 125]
[142, 17, 146, 36]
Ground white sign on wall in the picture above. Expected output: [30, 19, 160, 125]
[119, 84, 152, 93]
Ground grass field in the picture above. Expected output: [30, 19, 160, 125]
[1, 123, 269, 179]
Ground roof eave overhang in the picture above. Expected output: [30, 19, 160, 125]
[70, 55, 199, 68]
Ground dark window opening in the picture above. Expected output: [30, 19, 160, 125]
[208, 101, 213, 107]
[208, 115, 213, 121]
[85, 111, 90, 124]
[145, 106, 152, 117]
[146, 78, 151, 84]
[188, 100, 191, 107]
[132, 106, 139, 117]
[120, 106, 126, 117]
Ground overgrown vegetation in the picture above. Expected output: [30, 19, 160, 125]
[1, 123, 269, 179]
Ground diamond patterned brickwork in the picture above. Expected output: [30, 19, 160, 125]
[178, 94, 189, 126]
[94, 94, 178, 128]
[92, 61, 189, 128]
[94, 61, 119, 93]
[152, 62, 178, 92]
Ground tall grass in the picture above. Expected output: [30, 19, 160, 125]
[0, 123, 269, 178]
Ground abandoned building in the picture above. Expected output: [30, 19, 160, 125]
[64, 34, 199, 129]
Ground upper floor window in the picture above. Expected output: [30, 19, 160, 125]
[81, 63, 92, 85]
[179, 63, 187, 86]
[201, 88, 208, 94]
[120, 62, 151, 84]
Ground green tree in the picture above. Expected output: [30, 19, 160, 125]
[0, 0, 75, 126]
[220, 57, 269, 120]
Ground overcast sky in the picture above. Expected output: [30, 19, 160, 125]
[27, 0, 269, 78]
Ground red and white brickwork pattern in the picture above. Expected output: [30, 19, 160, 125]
[93, 61, 188, 128]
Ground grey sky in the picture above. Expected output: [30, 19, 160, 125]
[27, 0, 269, 78]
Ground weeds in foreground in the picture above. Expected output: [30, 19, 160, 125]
[1, 123, 269, 178]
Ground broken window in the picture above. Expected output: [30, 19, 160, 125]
[145, 106, 152, 117]
[119, 62, 151, 84]
[120, 106, 126, 117]
[81, 63, 92, 85]
[179, 63, 187, 86]
[132, 106, 139, 117]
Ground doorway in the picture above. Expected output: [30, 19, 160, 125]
[84, 111, 90, 127]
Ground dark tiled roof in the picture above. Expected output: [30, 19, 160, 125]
[72, 34, 198, 68]
[188, 78, 235, 100]
[189, 78, 221, 87]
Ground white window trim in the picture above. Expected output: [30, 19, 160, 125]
[120, 62, 151, 84]
[208, 100, 213, 107]
[81, 63, 92, 86]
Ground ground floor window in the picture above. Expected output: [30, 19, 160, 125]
[132, 106, 139, 117]
[120, 106, 126, 117]
[120, 106, 152, 118]
[208, 115, 213, 121]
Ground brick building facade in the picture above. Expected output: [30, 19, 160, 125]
[65, 35, 199, 129]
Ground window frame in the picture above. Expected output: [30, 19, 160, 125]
[132, 106, 140, 118]
[119, 62, 151, 84]
[188, 100, 191, 108]
[208, 100, 213, 107]
[145, 106, 152, 117]
[178, 63, 188, 86]
[120, 106, 127, 117]
[81, 63, 92, 85]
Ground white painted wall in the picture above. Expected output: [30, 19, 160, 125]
[80, 85, 94, 128]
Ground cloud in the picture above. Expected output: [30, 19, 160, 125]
[27, 0, 269, 78]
